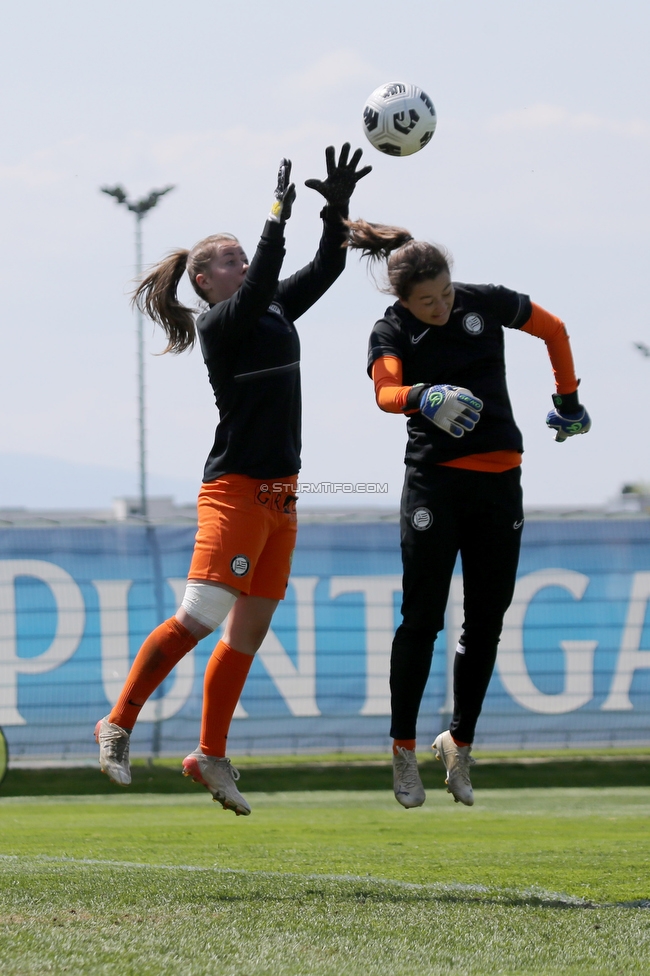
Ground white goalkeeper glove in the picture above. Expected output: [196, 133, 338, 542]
[414, 384, 483, 438]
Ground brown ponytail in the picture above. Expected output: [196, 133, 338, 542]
[346, 218, 451, 301]
[132, 232, 239, 354]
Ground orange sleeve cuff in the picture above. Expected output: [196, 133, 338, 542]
[371, 356, 415, 413]
[520, 303, 578, 395]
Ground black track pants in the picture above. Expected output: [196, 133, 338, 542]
[390, 464, 524, 744]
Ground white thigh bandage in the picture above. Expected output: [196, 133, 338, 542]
[180, 582, 237, 631]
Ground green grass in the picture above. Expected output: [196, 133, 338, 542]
[3, 750, 650, 796]
[1, 788, 650, 974]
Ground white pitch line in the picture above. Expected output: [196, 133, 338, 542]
[0, 854, 601, 906]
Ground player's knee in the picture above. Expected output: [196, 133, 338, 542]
[179, 582, 237, 632]
[240, 624, 269, 655]
[394, 622, 440, 647]
[392, 624, 438, 660]
[459, 627, 502, 657]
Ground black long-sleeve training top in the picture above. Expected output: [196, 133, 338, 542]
[367, 284, 533, 466]
[197, 206, 348, 482]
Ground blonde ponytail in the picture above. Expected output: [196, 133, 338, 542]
[133, 250, 194, 354]
[132, 233, 239, 354]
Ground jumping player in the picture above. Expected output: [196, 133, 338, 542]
[348, 219, 590, 808]
[95, 145, 371, 815]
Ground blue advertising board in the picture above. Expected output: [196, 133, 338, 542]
[1, 518, 649, 759]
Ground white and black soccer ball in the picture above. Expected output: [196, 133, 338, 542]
[362, 82, 437, 157]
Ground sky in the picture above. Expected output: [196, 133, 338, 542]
[0, 0, 648, 510]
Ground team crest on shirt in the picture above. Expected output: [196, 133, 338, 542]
[462, 313, 484, 335]
[230, 554, 250, 577]
[411, 507, 433, 531]
[268, 302, 284, 316]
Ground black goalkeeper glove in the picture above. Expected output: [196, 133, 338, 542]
[304, 143, 372, 208]
[269, 158, 296, 223]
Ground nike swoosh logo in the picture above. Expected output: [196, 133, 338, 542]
[411, 329, 430, 344]
[513, 519, 524, 530]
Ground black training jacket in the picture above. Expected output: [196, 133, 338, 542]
[197, 208, 347, 482]
[367, 284, 532, 466]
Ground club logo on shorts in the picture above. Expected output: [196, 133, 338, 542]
[411, 507, 433, 531]
[463, 313, 484, 335]
[230, 555, 250, 577]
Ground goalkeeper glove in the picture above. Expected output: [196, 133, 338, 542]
[304, 143, 372, 208]
[546, 391, 592, 442]
[417, 384, 483, 439]
[269, 158, 296, 223]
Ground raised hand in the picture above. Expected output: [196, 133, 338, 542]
[304, 143, 372, 208]
[269, 158, 296, 223]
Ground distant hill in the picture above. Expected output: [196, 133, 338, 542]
[0, 453, 199, 509]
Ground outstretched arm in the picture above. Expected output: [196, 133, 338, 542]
[198, 160, 295, 354]
[276, 144, 371, 321]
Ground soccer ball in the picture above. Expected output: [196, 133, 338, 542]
[362, 82, 437, 157]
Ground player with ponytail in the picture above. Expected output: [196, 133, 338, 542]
[95, 146, 371, 814]
[348, 218, 590, 808]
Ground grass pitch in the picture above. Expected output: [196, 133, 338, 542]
[1, 788, 649, 975]
[5, 749, 650, 796]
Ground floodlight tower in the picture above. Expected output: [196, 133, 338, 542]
[100, 184, 175, 519]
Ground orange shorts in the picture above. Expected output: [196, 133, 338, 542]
[187, 474, 298, 600]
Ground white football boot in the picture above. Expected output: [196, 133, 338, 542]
[392, 746, 426, 808]
[94, 716, 131, 786]
[432, 730, 475, 806]
[182, 749, 251, 816]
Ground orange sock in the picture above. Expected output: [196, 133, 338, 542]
[452, 736, 471, 748]
[393, 739, 416, 754]
[108, 617, 197, 730]
[200, 640, 254, 758]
